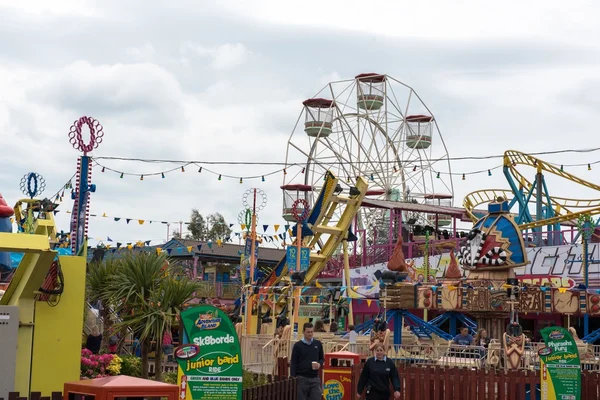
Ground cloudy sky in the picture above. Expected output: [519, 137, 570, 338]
[1, 0, 600, 248]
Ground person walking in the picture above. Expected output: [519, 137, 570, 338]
[357, 343, 401, 399]
[290, 322, 324, 400]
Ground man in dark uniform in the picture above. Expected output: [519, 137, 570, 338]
[290, 322, 324, 400]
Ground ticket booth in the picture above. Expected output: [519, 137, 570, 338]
[323, 351, 361, 400]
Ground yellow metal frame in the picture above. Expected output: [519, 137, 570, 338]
[463, 150, 600, 231]
[0, 207, 86, 395]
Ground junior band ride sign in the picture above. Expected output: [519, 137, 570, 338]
[177, 305, 243, 399]
[539, 326, 581, 400]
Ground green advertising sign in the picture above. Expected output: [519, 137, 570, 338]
[539, 326, 581, 400]
[177, 305, 243, 399]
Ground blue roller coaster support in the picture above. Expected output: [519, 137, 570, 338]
[582, 327, 600, 344]
[388, 309, 453, 346]
[424, 311, 477, 336]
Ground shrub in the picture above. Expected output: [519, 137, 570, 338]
[119, 355, 142, 377]
[163, 370, 178, 384]
[242, 370, 269, 390]
[80, 349, 122, 379]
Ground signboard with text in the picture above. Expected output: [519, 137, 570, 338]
[539, 326, 581, 400]
[287, 246, 310, 273]
[177, 305, 243, 399]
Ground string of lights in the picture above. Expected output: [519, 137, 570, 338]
[90, 145, 600, 181]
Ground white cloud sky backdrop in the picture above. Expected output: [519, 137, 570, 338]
[1, 0, 600, 247]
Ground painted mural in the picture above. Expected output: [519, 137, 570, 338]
[345, 243, 600, 298]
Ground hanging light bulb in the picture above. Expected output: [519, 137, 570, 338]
[283, 168, 287, 175]
[588, 163, 592, 171]
[101, 166, 105, 172]
[488, 170, 492, 176]
[161, 172, 165, 179]
[140, 175, 144, 181]
[533, 160, 537, 166]
[462, 173, 466, 180]
[181, 166, 185, 172]
[120, 173, 124, 179]
[301, 167, 305, 174]
[560, 165, 563, 171]
[436, 172, 440, 179]
[394, 166, 398, 173]
[218, 175, 222, 181]
[198, 167, 202, 173]
[412, 166, 417, 172]
[239, 177, 243, 184]
[370, 174, 374, 181]
[261, 176, 265, 182]
[347, 176, 351, 183]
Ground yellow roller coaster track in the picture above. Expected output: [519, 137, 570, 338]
[263, 174, 369, 308]
[463, 150, 600, 231]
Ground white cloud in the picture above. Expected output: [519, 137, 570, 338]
[181, 42, 249, 70]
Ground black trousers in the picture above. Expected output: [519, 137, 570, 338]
[366, 389, 390, 400]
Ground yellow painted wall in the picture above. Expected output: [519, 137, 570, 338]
[30, 255, 86, 394]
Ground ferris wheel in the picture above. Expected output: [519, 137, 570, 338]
[282, 72, 454, 238]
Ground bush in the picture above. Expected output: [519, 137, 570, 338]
[80, 349, 121, 379]
[163, 370, 178, 384]
[243, 370, 269, 390]
[119, 355, 142, 377]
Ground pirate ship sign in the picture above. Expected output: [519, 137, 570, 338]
[458, 197, 527, 271]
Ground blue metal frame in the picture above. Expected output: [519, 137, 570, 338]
[421, 311, 477, 336]
[582, 326, 600, 344]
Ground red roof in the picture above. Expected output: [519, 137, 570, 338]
[302, 98, 334, 108]
[355, 73, 386, 83]
[406, 115, 433, 123]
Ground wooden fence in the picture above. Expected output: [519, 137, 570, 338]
[276, 357, 600, 400]
[3, 375, 296, 400]
[1, 393, 62, 400]
[243, 373, 296, 400]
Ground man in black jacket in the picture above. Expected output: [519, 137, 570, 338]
[290, 322, 324, 400]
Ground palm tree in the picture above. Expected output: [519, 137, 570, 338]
[105, 251, 200, 380]
[128, 267, 201, 381]
[86, 258, 119, 353]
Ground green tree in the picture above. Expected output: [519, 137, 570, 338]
[86, 258, 119, 353]
[207, 212, 232, 241]
[104, 251, 200, 380]
[187, 209, 208, 240]
[171, 229, 182, 239]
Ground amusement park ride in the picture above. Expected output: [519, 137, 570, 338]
[245, 72, 600, 352]
[0, 117, 99, 396]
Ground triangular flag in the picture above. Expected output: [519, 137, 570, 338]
[156, 248, 162, 254]
[126, 219, 131, 224]
[216, 239, 222, 247]
[263, 225, 268, 232]
[284, 225, 290, 231]
[274, 224, 280, 232]
[197, 244, 202, 251]
[138, 220, 144, 225]
[102, 213, 107, 217]
[114, 217, 121, 221]
[166, 249, 172, 255]
[10, 218, 14, 224]
[187, 246, 193, 253]
[367, 299, 372, 307]
[145, 240, 151, 245]
[229, 223, 234, 228]
[107, 237, 113, 242]
[315, 280, 323, 289]
[312, 296, 317, 303]
[207, 242, 213, 249]
[241, 224, 246, 231]
[127, 244, 133, 250]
